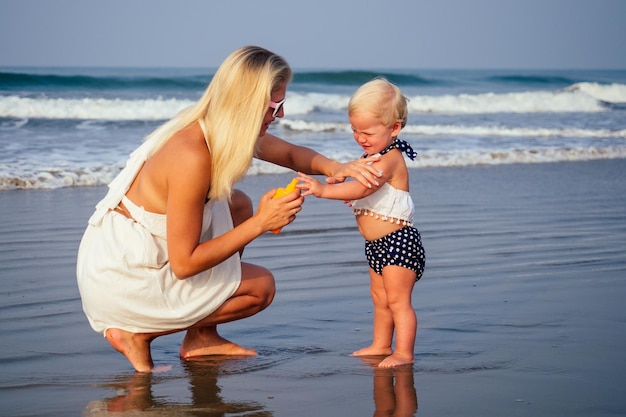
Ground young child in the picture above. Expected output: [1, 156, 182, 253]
[298, 78, 425, 367]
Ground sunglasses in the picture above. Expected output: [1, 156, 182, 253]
[268, 98, 286, 118]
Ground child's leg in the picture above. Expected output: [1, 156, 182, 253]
[378, 265, 417, 368]
[351, 268, 394, 357]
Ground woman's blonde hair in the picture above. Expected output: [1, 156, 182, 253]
[144, 46, 292, 200]
[348, 77, 408, 130]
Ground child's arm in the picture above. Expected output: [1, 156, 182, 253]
[297, 172, 382, 201]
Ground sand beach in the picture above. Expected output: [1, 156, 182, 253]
[1, 160, 625, 416]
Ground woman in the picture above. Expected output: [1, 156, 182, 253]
[77, 46, 381, 372]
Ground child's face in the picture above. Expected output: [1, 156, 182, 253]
[350, 112, 400, 155]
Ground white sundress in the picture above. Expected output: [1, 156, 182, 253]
[76, 126, 241, 335]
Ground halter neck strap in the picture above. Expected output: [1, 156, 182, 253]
[365, 138, 417, 160]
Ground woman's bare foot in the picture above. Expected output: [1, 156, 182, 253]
[105, 328, 154, 373]
[350, 345, 392, 357]
[179, 327, 257, 359]
[378, 352, 414, 368]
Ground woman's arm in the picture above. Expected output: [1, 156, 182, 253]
[256, 133, 382, 187]
[297, 170, 386, 201]
[165, 140, 302, 279]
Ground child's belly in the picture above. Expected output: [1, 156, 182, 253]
[356, 213, 405, 241]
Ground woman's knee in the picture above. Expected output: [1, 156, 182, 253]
[230, 189, 253, 227]
[259, 276, 275, 310]
[241, 263, 276, 308]
[259, 269, 276, 308]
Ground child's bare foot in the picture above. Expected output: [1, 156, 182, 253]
[180, 327, 257, 359]
[105, 328, 154, 373]
[378, 352, 414, 368]
[350, 345, 392, 357]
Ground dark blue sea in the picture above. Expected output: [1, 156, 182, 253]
[1, 67, 625, 190]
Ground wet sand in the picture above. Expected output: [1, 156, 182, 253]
[1, 160, 625, 416]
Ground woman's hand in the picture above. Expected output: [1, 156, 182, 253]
[326, 155, 382, 188]
[254, 187, 303, 233]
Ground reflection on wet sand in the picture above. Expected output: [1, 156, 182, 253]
[83, 355, 418, 416]
[360, 357, 418, 417]
[183, 358, 273, 416]
[83, 357, 272, 416]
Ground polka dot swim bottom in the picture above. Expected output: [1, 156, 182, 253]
[365, 226, 425, 279]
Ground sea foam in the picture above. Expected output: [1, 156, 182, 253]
[2, 82, 625, 121]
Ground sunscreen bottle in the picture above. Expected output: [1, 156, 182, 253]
[270, 178, 298, 234]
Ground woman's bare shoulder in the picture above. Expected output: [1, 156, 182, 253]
[134, 124, 211, 209]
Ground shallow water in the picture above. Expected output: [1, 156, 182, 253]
[1, 160, 625, 416]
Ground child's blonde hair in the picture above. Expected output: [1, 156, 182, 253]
[144, 46, 292, 200]
[348, 78, 408, 130]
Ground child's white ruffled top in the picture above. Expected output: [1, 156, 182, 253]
[350, 138, 417, 227]
[351, 182, 414, 226]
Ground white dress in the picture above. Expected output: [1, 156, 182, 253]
[76, 126, 241, 335]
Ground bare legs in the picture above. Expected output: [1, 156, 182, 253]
[179, 262, 275, 359]
[106, 189, 276, 373]
[105, 330, 162, 373]
[229, 189, 253, 256]
[105, 262, 274, 372]
[351, 266, 417, 368]
[351, 269, 394, 358]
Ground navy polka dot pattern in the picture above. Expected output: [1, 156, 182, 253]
[362, 138, 418, 161]
[379, 138, 418, 161]
[365, 226, 425, 280]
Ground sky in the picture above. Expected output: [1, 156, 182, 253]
[1, 0, 625, 70]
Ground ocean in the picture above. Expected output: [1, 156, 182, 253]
[1, 67, 625, 190]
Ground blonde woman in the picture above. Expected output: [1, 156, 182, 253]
[77, 46, 381, 372]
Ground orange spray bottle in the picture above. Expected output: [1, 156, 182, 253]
[270, 178, 298, 234]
